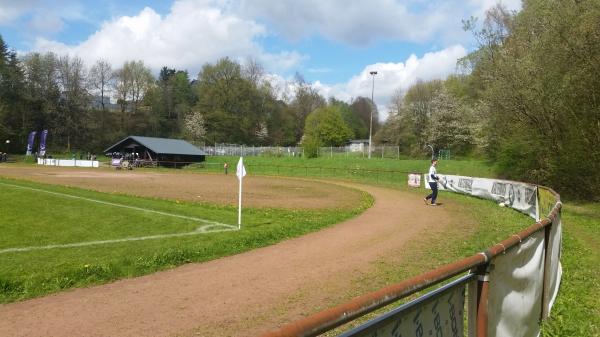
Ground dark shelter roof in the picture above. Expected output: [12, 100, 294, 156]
[104, 136, 206, 156]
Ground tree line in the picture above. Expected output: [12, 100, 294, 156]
[1, 0, 597, 198]
[0, 42, 379, 155]
[376, 0, 599, 199]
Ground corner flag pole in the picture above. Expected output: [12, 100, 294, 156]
[238, 176, 242, 229]
[236, 157, 246, 230]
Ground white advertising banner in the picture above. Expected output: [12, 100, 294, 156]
[424, 174, 538, 219]
[488, 230, 545, 337]
[37, 158, 99, 168]
[543, 213, 563, 318]
[341, 278, 469, 337]
[408, 173, 421, 188]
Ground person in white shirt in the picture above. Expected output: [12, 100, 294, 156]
[424, 159, 440, 206]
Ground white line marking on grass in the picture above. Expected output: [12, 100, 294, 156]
[0, 225, 237, 254]
[0, 182, 228, 226]
[0, 181, 239, 254]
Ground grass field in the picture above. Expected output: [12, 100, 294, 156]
[191, 156, 599, 336]
[179, 156, 496, 189]
[0, 176, 372, 303]
[540, 202, 600, 336]
[2, 156, 597, 336]
[204, 155, 496, 176]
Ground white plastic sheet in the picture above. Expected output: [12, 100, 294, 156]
[543, 213, 563, 317]
[424, 174, 538, 219]
[488, 231, 545, 337]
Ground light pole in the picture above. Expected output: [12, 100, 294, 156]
[368, 70, 377, 159]
[425, 143, 434, 160]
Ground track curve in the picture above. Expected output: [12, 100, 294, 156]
[0, 181, 459, 337]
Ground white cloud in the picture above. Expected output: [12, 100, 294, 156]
[308, 67, 333, 74]
[469, 0, 522, 18]
[28, 13, 65, 35]
[0, 0, 39, 25]
[237, 0, 446, 45]
[32, 0, 305, 76]
[235, 0, 522, 46]
[308, 45, 468, 120]
[0, 0, 89, 36]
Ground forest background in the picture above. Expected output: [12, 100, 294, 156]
[1, 0, 598, 199]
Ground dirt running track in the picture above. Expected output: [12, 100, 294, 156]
[0, 168, 458, 337]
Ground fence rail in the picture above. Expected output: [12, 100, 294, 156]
[258, 184, 562, 337]
[201, 145, 403, 159]
[101, 160, 417, 185]
[95, 158, 563, 336]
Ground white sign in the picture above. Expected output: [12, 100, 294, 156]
[342, 279, 467, 337]
[37, 158, 99, 168]
[408, 174, 421, 188]
[424, 174, 538, 219]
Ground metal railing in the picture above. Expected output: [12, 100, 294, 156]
[202, 145, 403, 159]
[97, 159, 562, 336]
[258, 186, 562, 337]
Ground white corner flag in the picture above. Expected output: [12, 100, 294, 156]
[236, 157, 246, 229]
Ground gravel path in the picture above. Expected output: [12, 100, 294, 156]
[0, 179, 454, 337]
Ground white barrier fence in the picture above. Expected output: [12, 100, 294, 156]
[263, 175, 562, 337]
[37, 158, 100, 168]
[421, 174, 562, 337]
[424, 174, 539, 219]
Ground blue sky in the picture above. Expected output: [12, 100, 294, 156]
[0, 0, 521, 119]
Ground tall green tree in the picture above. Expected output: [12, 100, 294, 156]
[0, 35, 27, 153]
[375, 80, 444, 156]
[425, 87, 475, 155]
[330, 97, 367, 139]
[54, 55, 89, 151]
[113, 60, 155, 134]
[195, 58, 268, 144]
[289, 73, 326, 142]
[467, 0, 600, 198]
[350, 96, 379, 138]
[150, 67, 196, 137]
[303, 105, 353, 148]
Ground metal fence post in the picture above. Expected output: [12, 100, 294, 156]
[475, 263, 490, 337]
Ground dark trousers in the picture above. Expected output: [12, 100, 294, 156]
[426, 182, 438, 204]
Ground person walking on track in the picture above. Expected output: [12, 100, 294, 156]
[424, 159, 440, 206]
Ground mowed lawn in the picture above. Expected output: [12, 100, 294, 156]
[183, 156, 497, 188]
[0, 177, 372, 303]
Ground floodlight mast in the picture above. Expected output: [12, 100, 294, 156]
[368, 71, 378, 159]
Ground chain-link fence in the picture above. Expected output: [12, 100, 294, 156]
[202, 144, 402, 159]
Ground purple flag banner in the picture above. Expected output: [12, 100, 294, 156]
[39, 130, 48, 156]
[26, 131, 37, 156]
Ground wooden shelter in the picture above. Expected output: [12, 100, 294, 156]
[104, 136, 206, 167]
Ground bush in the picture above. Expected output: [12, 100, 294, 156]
[302, 136, 321, 158]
